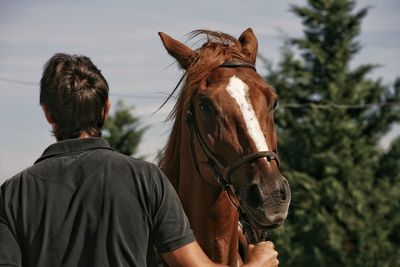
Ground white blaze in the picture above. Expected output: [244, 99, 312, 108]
[226, 76, 270, 152]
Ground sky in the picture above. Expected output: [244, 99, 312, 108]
[0, 0, 399, 183]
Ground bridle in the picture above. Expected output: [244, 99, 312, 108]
[186, 60, 280, 243]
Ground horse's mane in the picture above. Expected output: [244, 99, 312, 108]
[158, 30, 248, 190]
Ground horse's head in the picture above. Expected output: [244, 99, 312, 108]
[159, 29, 291, 230]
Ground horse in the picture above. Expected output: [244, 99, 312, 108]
[157, 28, 291, 266]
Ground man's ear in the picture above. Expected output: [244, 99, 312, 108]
[41, 105, 54, 124]
[103, 98, 111, 120]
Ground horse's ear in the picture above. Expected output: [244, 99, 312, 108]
[158, 32, 197, 69]
[239, 28, 258, 64]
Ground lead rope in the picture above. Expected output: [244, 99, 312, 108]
[238, 208, 261, 244]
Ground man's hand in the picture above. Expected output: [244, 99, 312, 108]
[244, 241, 279, 267]
[162, 240, 278, 267]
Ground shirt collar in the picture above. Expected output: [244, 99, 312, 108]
[35, 137, 114, 164]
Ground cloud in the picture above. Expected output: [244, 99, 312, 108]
[1, 0, 399, 182]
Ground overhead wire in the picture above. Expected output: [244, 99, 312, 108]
[1, 76, 399, 109]
[0, 76, 166, 100]
[280, 101, 400, 109]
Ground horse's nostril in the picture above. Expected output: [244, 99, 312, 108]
[279, 178, 290, 201]
[247, 184, 263, 208]
[280, 188, 287, 201]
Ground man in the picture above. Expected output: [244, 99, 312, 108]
[0, 53, 279, 266]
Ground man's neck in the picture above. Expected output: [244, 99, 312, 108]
[79, 132, 92, 138]
[56, 132, 93, 142]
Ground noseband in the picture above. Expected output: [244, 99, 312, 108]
[186, 60, 280, 243]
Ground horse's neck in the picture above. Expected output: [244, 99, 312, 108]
[178, 139, 240, 265]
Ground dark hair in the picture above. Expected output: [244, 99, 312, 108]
[40, 53, 109, 140]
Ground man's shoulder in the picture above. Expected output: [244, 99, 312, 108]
[1, 165, 34, 195]
[1, 149, 165, 194]
[101, 149, 159, 171]
[98, 149, 165, 183]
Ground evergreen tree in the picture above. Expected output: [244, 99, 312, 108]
[264, 1, 400, 266]
[103, 100, 148, 157]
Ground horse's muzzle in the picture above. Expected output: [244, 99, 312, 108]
[240, 178, 291, 228]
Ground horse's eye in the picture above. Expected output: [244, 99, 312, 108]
[273, 100, 278, 109]
[199, 102, 211, 114]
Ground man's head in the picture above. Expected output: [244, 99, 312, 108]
[40, 53, 110, 141]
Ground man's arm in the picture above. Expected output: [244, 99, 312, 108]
[149, 167, 278, 266]
[162, 240, 279, 267]
[0, 184, 22, 267]
[0, 220, 21, 267]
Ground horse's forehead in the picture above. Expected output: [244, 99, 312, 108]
[224, 75, 270, 152]
[207, 71, 272, 108]
[207, 69, 272, 97]
[207, 68, 267, 94]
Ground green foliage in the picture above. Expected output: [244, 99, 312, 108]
[103, 100, 148, 157]
[264, 0, 400, 266]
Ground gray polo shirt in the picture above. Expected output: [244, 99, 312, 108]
[0, 138, 195, 267]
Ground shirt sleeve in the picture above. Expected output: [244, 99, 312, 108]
[149, 166, 196, 253]
[0, 183, 22, 267]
